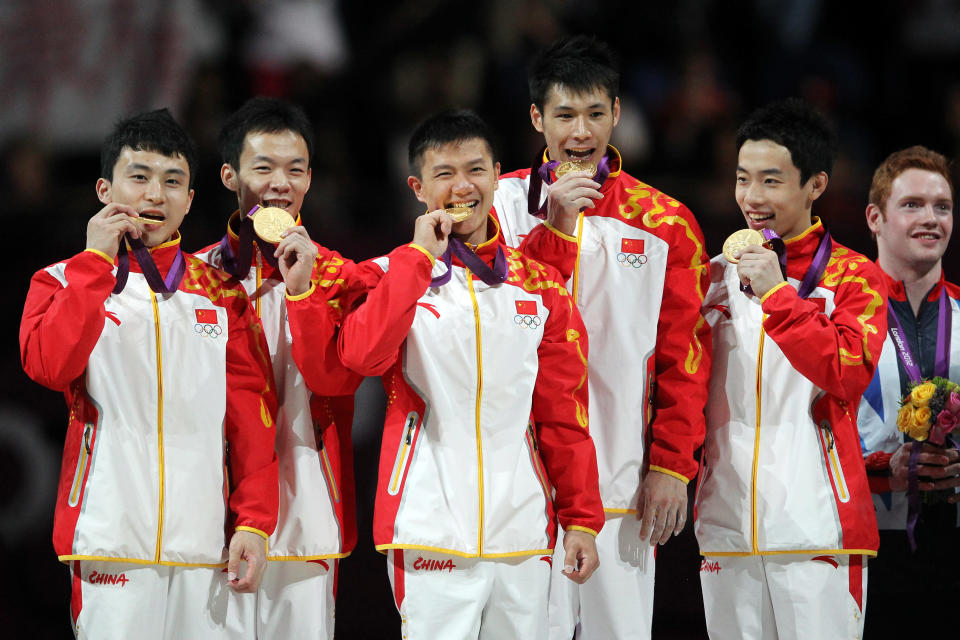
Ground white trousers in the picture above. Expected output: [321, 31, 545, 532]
[227, 559, 337, 639]
[700, 554, 868, 640]
[387, 549, 551, 640]
[548, 514, 656, 640]
[70, 560, 247, 640]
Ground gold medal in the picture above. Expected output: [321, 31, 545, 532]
[136, 217, 164, 226]
[554, 160, 596, 179]
[722, 229, 766, 263]
[252, 206, 297, 244]
[445, 204, 473, 222]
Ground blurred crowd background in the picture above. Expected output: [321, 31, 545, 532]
[3, 1, 960, 637]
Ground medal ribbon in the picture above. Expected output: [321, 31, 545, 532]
[112, 236, 186, 295]
[888, 286, 952, 551]
[527, 147, 611, 219]
[218, 206, 279, 278]
[430, 238, 507, 288]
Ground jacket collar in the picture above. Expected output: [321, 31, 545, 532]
[127, 233, 183, 277]
[783, 217, 825, 259]
[451, 213, 503, 268]
[878, 263, 945, 304]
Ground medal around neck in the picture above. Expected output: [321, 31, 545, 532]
[723, 228, 766, 263]
[554, 160, 597, 179]
[251, 206, 297, 244]
[445, 204, 473, 222]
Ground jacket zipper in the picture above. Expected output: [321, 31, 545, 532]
[387, 412, 419, 496]
[751, 325, 765, 554]
[151, 290, 166, 563]
[467, 271, 486, 554]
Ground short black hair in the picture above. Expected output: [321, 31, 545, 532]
[408, 109, 498, 178]
[218, 97, 315, 169]
[100, 108, 197, 188]
[736, 98, 837, 184]
[528, 35, 620, 112]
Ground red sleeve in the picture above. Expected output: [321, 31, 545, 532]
[864, 450, 893, 493]
[285, 247, 373, 396]
[530, 263, 604, 535]
[648, 208, 712, 483]
[335, 245, 434, 377]
[223, 285, 279, 536]
[761, 259, 888, 402]
[519, 221, 579, 282]
[20, 250, 116, 391]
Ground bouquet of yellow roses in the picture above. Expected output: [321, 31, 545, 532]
[896, 377, 960, 445]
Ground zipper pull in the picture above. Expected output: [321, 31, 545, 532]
[819, 419, 835, 450]
[405, 416, 415, 445]
[83, 425, 92, 455]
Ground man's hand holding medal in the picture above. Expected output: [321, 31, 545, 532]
[546, 161, 603, 236]
[724, 228, 784, 299]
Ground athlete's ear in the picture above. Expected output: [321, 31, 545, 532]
[408, 175, 426, 204]
[221, 164, 238, 192]
[530, 104, 544, 133]
[96, 178, 112, 205]
[865, 203, 884, 235]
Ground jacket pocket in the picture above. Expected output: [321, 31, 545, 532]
[316, 429, 340, 504]
[387, 412, 419, 496]
[817, 420, 850, 503]
[526, 423, 553, 500]
[68, 422, 96, 508]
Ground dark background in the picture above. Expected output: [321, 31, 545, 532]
[2, 1, 960, 637]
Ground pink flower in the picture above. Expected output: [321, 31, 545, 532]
[930, 410, 959, 445]
[947, 391, 960, 415]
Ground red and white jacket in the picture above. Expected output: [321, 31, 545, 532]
[196, 212, 361, 561]
[493, 148, 711, 512]
[696, 220, 885, 556]
[20, 238, 278, 566]
[287, 220, 605, 557]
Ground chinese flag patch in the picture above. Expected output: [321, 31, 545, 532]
[809, 297, 827, 313]
[515, 300, 538, 315]
[621, 238, 644, 254]
[195, 309, 219, 324]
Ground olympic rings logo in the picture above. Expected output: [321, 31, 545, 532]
[616, 252, 648, 268]
[194, 323, 223, 338]
[514, 314, 542, 329]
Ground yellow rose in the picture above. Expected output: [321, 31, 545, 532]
[907, 421, 930, 441]
[896, 405, 914, 432]
[914, 406, 932, 426]
[912, 382, 936, 407]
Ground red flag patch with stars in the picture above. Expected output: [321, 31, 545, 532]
[195, 309, 218, 324]
[621, 238, 644, 254]
[515, 300, 538, 315]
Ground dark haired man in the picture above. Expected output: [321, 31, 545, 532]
[696, 98, 885, 638]
[285, 109, 604, 639]
[20, 109, 278, 639]
[195, 96, 360, 639]
[493, 35, 710, 639]
[858, 145, 960, 636]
